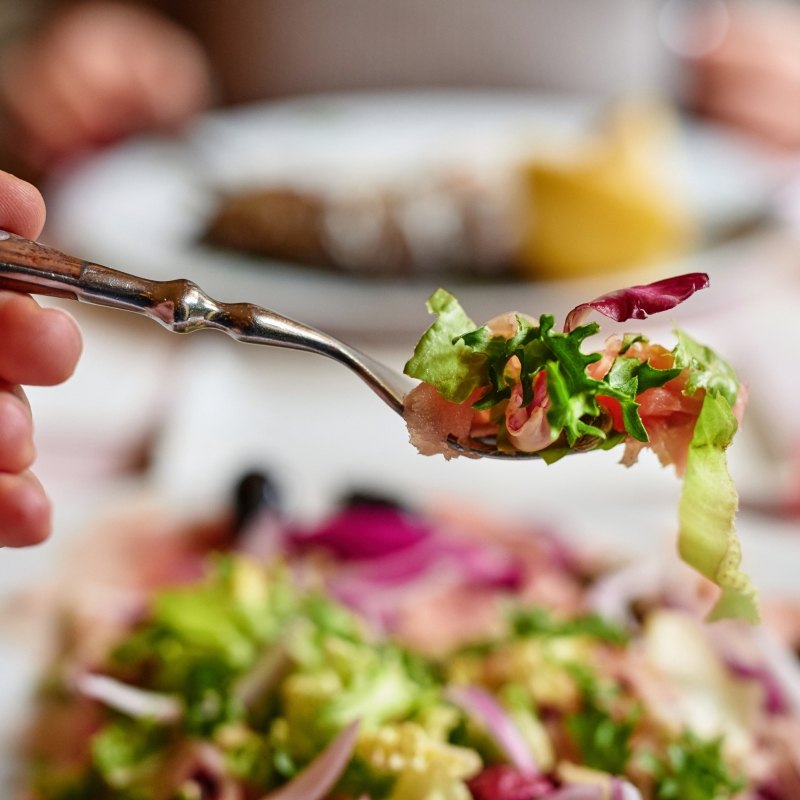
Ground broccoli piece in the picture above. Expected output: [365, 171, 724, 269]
[334, 755, 396, 800]
[564, 666, 640, 775]
[643, 731, 745, 800]
[565, 702, 638, 775]
[29, 762, 106, 800]
[182, 657, 244, 737]
[215, 723, 274, 791]
[278, 650, 423, 763]
[90, 717, 170, 791]
[511, 606, 630, 645]
[113, 557, 297, 692]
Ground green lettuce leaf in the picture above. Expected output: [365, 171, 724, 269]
[460, 314, 549, 408]
[606, 357, 682, 395]
[673, 327, 739, 406]
[404, 290, 487, 403]
[678, 392, 759, 624]
[546, 361, 606, 446]
[619, 333, 648, 354]
[542, 317, 650, 444]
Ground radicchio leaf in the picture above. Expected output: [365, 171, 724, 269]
[289, 505, 430, 560]
[611, 777, 643, 800]
[564, 273, 709, 333]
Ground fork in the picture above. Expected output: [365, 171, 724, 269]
[0, 232, 541, 460]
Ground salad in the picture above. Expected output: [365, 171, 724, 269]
[18, 481, 800, 800]
[403, 275, 757, 625]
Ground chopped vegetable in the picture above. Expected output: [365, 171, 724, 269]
[23, 491, 778, 800]
[678, 393, 759, 624]
[263, 720, 360, 800]
[563, 273, 709, 333]
[641, 732, 745, 800]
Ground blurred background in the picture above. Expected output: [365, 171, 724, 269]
[6, 0, 800, 787]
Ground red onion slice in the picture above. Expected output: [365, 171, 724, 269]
[564, 273, 709, 333]
[76, 673, 183, 723]
[446, 686, 538, 775]
[611, 777, 642, 800]
[260, 720, 360, 800]
[752, 627, 800, 716]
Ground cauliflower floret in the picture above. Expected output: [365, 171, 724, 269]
[357, 722, 482, 800]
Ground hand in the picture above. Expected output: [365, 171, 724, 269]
[692, 4, 800, 148]
[0, 1, 211, 171]
[0, 171, 82, 546]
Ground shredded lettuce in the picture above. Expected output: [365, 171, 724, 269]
[678, 392, 759, 624]
[404, 289, 487, 404]
[673, 327, 739, 407]
[405, 291, 683, 447]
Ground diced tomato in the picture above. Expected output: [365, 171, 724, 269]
[598, 396, 625, 432]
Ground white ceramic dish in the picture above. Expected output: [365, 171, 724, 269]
[44, 91, 774, 340]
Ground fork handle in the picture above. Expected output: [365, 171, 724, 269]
[0, 231, 411, 414]
[0, 230, 164, 310]
[0, 230, 353, 357]
[0, 231, 320, 341]
[0, 231, 89, 299]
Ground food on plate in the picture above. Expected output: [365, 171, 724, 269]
[204, 104, 688, 279]
[19, 483, 800, 800]
[205, 174, 518, 277]
[403, 273, 757, 624]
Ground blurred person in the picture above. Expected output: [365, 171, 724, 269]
[2, 0, 800, 178]
[0, 169, 82, 546]
[0, 1, 212, 175]
[690, 1, 800, 149]
[0, 0, 670, 176]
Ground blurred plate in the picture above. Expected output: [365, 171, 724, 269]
[45, 91, 774, 340]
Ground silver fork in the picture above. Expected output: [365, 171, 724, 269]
[0, 231, 542, 460]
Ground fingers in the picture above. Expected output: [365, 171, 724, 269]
[0, 470, 51, 547]
[0, 387, 47, 548]
[0, 381, 34, 473]
[0, 171, 46, 240]
[0, 292, 82, 386]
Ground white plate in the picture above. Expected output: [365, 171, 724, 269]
[44, 91, 774, 340]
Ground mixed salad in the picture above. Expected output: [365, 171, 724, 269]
[19, 482, 800, 800]
[403, 275, 757, 624]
